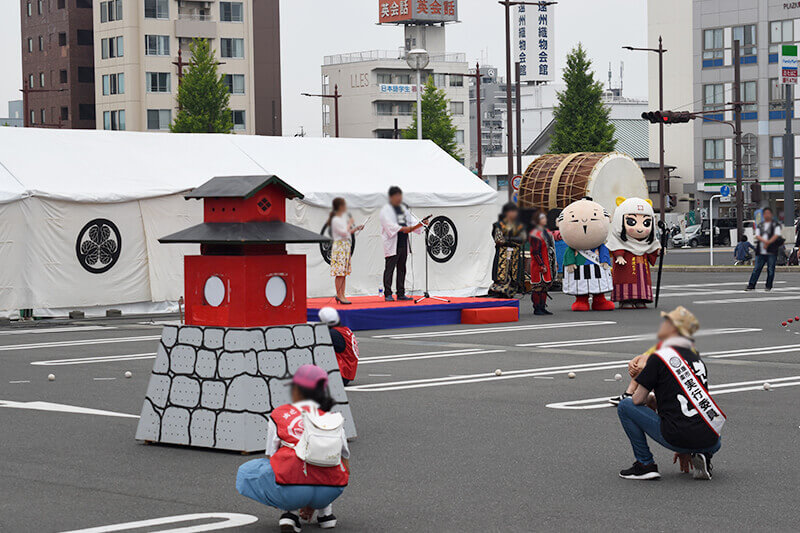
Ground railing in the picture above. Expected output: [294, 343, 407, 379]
[324, 49, 466, 66]
[178, 12, 212, 21]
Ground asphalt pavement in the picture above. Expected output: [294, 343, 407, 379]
[1, 271, 799, 532]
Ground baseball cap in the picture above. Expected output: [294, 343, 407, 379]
[318, 306, 340, 326]
[292, 364, 329, 389]
[661, 306, 699, 338]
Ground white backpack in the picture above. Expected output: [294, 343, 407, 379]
[292, 407, 345, 468]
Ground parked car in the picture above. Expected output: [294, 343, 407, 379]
[671, 220, 733, 247]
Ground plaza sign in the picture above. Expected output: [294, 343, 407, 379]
[780, 44, 798, 84]
[378, 0, 458, 25]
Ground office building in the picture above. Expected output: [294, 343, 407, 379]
[468, 65, 508, 168]
[93, 0, 281, 134]
[20, 0, 96, 128]
[1, 101, 25, 127]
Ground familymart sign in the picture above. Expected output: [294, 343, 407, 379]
[780, 44, 798, 84]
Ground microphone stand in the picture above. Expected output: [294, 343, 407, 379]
[415, 218, 450, 304]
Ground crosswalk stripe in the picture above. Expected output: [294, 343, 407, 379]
[0, 335, 161, 352]
[516, 327, 759, 348]
[372, 320, 615, 340]
[31, 353, 157, 366]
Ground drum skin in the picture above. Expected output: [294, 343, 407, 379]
[518, 152, 648, 217]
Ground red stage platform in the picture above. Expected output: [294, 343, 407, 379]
[307, 295, 520, 331]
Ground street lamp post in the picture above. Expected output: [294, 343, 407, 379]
[302, 84, 341, 137]
[624, 37, 667, 223]
[406, 49, 430, 141]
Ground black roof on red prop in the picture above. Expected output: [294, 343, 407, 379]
[159, 221, 329, 245]
[185, 175, 303, 200]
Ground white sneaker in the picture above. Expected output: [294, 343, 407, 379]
[317, 514, 337, 529]
[691, 453, 713, 480]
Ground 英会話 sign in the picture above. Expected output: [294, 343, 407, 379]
[378, 0, 458, 25]
[780, 44, 798, 85]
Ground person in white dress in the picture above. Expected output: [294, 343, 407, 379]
[328, 197, 362, 305]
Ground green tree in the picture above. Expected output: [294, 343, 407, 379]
[549, 44, 616, 154]
[171, 39, 233, 133]
[402, 77, 461, 160]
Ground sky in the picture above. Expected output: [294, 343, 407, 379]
[0, 0, 647, 134]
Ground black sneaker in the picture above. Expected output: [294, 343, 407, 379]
[619, 461, 661, 480]
[396, 295, 412, 301]
[384, 294, 395, 302]
[691, 453, 713, 480]
[279, 512, 301, 533]
[317, 514, 337, 529]
[744, 286, 755, 291]
[609, 392, 633, 406]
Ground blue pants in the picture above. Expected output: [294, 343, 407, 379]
[748, 254, 777, 289]
[617, 398, 721, 465]
[236, 459, 344, 512]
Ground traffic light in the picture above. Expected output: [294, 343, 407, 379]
[750, 182, 762, 203]
[641, 111, 693, 124]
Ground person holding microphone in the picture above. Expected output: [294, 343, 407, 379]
[328, 197, 363, 305]
[379, 186, 429, 301]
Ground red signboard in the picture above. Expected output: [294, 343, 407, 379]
[379, 0, 458, 24]
[378, 0, 413, 23]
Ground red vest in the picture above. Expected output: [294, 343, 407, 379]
[269, 404, 349, 487]
[332, 326, 359, 381]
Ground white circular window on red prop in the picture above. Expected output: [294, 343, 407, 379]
[265, 276, 287, 307]
[204, 276, 225, 307]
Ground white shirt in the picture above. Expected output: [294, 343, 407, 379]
[755, 221, 781, 255]
[265, 399, 350, 459]
[330, 215, 350, 241]
[379, 203, 423, 257]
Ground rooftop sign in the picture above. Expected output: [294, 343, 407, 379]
[378, 0, 458, 25]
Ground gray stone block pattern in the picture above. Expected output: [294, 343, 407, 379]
[135, 324, 357, 452]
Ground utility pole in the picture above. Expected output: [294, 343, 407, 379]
[733, 40, 744, 238]
[784, 66, 796, 229]
[442, 63, 484, 178]
[302, 84, 341, 137]
[20, 80, 66, 128]
[515, 61, 523, 176]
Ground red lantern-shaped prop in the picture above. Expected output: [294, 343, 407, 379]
[160, 175, 328, 327]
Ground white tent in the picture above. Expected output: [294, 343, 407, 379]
[0, 127, 498, 317]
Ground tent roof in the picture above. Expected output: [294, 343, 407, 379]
[0, 127, 496, 208]
[159, 221, 329, 245]
[186, 175, 303, 200]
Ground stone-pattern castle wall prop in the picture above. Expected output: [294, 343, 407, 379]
[135, 175, 356, 452]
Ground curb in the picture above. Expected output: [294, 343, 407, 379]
[655, 265, 800, 272]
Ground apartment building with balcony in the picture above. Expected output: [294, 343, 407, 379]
[20, 0, 96, 129]
[93, 0, 281, 134]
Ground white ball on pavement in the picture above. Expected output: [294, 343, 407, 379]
[124, 371, 132, 379]
[763, 382, 771, 391]
[47, 374, 55, 381]
[614, 373, 623, 381]
[494, 369, 503, 376]
[568, 372, 576, 379]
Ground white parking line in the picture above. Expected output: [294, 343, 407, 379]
[31, 353, 157, 366]
[59, 513, 259, 533]
[360, 348, 506, 365]
[546, 375, 800, 410]
[706, 343, 800, 359]
[372, 320, 616, 340]
[659, 287, 800, 298]
[516, 328, 759, 348]
[0, 400, 139, 419]
[0, 335, 161, 352]
[0, 326, 112, 336]
[661, 281, 786, 289]
[694, 295, 800, 305]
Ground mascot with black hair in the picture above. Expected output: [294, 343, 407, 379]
[607, 197, 661, 309]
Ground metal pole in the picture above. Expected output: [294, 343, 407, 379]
[515, 61, 523, 176]
[784, 83, 795, 227]
[416, 69, 422, 140]
[504, 0, 514, 199]
[476, 62, 483, 179]
[334, 84, 340, 138]
[733, 39, 744, 238]
[658, 36, 665, 223]
[709, 194, 720, 266]
[22, 80, 29, 128]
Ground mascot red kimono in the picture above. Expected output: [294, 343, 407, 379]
[557, 197, 615, 312]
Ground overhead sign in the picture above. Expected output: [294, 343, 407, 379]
[513, 3, 554, 82]
[378, 0, 458, 25]
[780, 44, 798, 84]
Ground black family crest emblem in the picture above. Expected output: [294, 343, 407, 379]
[426, 216, 457, 263]
[76, 219, 122, 274]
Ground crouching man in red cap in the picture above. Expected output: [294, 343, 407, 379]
[237, 365, 350, 532]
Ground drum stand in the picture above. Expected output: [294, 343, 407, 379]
[415, 221, 450, 304]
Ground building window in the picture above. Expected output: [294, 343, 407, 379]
[376, 130, 395, 139]
[145, 35, 170, 56]
[103, 110, 126, 130]
[58, 32, 67, 46]
[769, 77, 787, 111]
[100, 0, 122, 22]
[647, 181, 660, 194]
[77, 67, 94, 83]
[38, 36, 43, 51]
[147, 109, 171, 130]
[395, 74, 411, 84]
[732, 24, 756, 57]
[101, 36, 124, 59]
[377, 73, 392, 84]
[27, 74, 34, 89]
[397, 102, 413, 115]
[39, 72, 45, 87]
[146, 72, 171, 93]
[60, 107, 69, 121]
[703, 28, 723, 62]
[771, 136, 784, 169]
[224, 74, 245, 94]
[102, 73, 125, 95]
[76, 0, 91, 7]
[455, 130, 465, 144]
[703, 83, 724, 112]
[37, 0, 42, 15]
[59, 69, 67, 84]
[29, 110, 35, 124]
[78, 104, 95, 121]
[770, 19, 794, 53]
[220, 2, 243, 22]
[433, 74, 447, 87]
[26, 2, 31, 17]
[450, 101, 465, 116]
[450, 75, 464, 87]
[376, 102, 393, 116]
[220, 38, 244, 59]
[27, 38, 33, 53]
[232, 110, 246, 130]
[57, 0, 64, 8]
[742, 80, 757, 113]
[144, 0, 169, 19]
[77, 30, 93, 46]
[40, 108, 45, 123]
[703, 139, 725, 170]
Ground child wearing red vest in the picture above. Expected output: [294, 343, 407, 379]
[319, 307, 359, 385]
[236, 365, 350, 532]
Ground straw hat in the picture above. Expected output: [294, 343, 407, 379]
[661, 306, 699, 338]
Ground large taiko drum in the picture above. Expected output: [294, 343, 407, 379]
[518, 152, 648, 216]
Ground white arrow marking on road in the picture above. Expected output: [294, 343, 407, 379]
[0, 400, 139, 419]
[59, 513, 258, 533]
[0, 335, 161, 352]
[31, 352, 157, 366]
[546, 375, 800, 410]
[516, 327, 760, 348]
[372, 320, 616, 340]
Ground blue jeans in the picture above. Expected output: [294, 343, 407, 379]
[617, 398, 721, 465]
[747, 254, 777, 289]
[236, 459, 345, 512]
